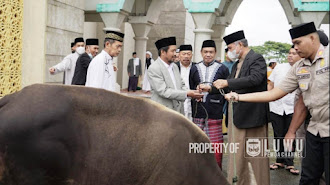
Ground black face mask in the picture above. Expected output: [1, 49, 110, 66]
[72, 51, 75, 53]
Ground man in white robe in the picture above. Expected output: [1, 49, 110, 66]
[142, 51, 154, 92]
[49, 37, 85, 85]
[85, 31, 124, 91]
[176, 45, 194, 120]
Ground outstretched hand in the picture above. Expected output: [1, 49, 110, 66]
[187, 90, 204, 101]
[224, 91, 239, 101]
[49, 68, 55, 74]
[213, 79, 228, 89]
[197, 84, 211, 93]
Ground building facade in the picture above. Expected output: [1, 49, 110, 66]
[0, 0, 328, 97]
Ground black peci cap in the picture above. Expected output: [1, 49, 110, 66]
[223, 30, 245, 45]
[155, 37, 176, 50]
[74, 37, 84, 44]
[86, 38, 99, 46]
[202, 40, 216, 49]
[289, 22, 316, 40]
[179, 44, 193, 51]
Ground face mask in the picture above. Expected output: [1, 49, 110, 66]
[88, 53, 93, 59]
[76, 47, 85, 55]
[227, 45, 241, 61]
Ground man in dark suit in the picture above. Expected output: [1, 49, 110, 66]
[200, 30, 270, 185]
[189, 40, 229, 169]
[127, 52, 142, 92]
[72, 38, 99, 85]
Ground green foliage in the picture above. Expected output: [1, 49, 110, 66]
[250, 41, 292, 63]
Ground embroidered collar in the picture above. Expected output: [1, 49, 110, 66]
[203, 60, 215, 67]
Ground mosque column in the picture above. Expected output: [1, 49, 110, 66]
[288, 0, 329, 28]
[211, 24, 227, 61]
[130, 22, 153, 87]
[298, 12, 328, 28]
[191, 13, 216, 62]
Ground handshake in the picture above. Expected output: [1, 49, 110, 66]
[196, 80, 240, 102]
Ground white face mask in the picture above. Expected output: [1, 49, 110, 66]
[76, 47, 85, 55]
[88, 53, 93, 59]
[227, 44, 241, 61]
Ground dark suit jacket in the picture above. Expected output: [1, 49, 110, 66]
[127, 58, 142, 77]
[72, 53, 91, 85]
[190, 61, 229, 120]
[211, 49, 269, 128]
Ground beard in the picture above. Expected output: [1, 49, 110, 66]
[167, 56, 175, 63]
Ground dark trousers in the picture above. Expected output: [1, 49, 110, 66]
[128, 76, 138, 91]
[300, 132, 329, 185]
[270, 112, 294, 166]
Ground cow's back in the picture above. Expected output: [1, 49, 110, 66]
[0, 84, 228, 185]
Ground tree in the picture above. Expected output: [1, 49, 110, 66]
[250, 41, 292, 63]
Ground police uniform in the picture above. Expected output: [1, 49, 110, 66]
[278, 22, 329, 185]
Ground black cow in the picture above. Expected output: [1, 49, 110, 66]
[0, 84, 228, 185]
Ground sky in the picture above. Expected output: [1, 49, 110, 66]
[225, 0, 329, 46]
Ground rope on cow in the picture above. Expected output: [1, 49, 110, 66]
[193, 81, 214, 136]
[228, 97, 238, 184]
[193, 82, 238, 184]
[193, 99, 209, 136]
[218, 89, 238, 184]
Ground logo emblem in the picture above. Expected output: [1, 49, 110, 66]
[246, 139, 261, 157]
[320, 59, 326, 68]
[297, 67, 309, 74]
[318, 50, 324, 57]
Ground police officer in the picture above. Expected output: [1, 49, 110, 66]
[222, 22, 329, 185]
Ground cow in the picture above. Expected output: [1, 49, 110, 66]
[0, 84, 228, 185]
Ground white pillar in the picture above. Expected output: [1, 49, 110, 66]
[191, 13, 216, 62]
[299, 12, 328, 28]
[193, 29, 213, 62]
[130, 22, 152, 87]
[211, 24, 226, 61]
[83, 22, 97, 38]
[100, 12, 127, 32]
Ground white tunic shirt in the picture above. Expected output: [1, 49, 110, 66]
[160, 57, 177, 89]
[180, 62, 192, 120]
[133, 58, 140, 75]
[85, 50, 115, 91]
[52, 52, 79, 85]
[269, 63, 296, 115]
[195, 60, 219, 102]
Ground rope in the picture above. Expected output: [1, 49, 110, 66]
[193, 99, 209, 136]
[193, 82, 238, 184]
[218, 88, 238, 184]
[228, 97, 238, 184]
[192, 82, 213, 136]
